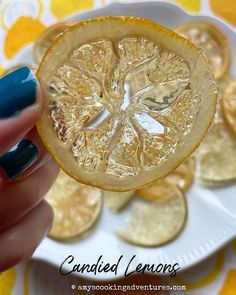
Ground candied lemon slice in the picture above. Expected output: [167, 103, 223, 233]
[117, 189, 187, 246]
[137, 179, 181, 202]
[37, 16, 217, 191]
[197, 122, 236, 186]
[137, 157, 195, 201]
[45, 170, 102, 240]
[222, 82, 236, 135]
[175, 21, 231, 79]
[165, 156, 195, 191]
[34, 22, 74, 64]
[215, 75, 234, 123]
[103, 191, 134, 212]
[218, 74, 234, 92]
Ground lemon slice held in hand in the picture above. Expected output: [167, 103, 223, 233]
[37, 17, 217, 191]
[34, 22, 74, 64]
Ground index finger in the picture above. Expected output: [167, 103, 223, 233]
[0, 67, 41, 156]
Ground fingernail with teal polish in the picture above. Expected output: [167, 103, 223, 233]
[0, 139, 39, 180]
[0, 67, 37, 119]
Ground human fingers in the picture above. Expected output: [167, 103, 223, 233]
[0, 66, 41, 156]
[0, 159, 59, 232]
[0, 200, 53, 272]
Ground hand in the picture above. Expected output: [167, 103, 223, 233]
[0, 67, 59, 272]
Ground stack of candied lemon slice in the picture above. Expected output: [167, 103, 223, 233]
[45, 170, 102, 240]
[176, 21, 236, 187]
[175, 21, 231, 80]
[35, 17, 219, 245]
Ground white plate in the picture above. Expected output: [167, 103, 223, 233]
[19, 1, 236, 280]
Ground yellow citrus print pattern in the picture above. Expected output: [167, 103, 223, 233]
[210, 0, 236, 26]
[218, 269, 236, 295]
[172, 0, 200, 12]
[173, 250, 224, 290]
[4, 16, 45, 59]
[23, 261, 33, 295]
[0, 65, 5, 76]
[50, 0, 94, 19]
[0, 0, 44, 31]
[36, 0, 44, 20]
[0, 267, 17, 295]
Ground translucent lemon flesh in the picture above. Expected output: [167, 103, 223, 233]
[37, 17, 217, 191]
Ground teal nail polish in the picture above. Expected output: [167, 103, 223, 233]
[0, 139, 39, 180]
[0, 67, 37, 118]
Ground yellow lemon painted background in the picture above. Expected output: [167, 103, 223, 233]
[50, 0, 94, 19]
[0, 268, 17, 295]
[211, 0, 236, 26]
[172, 0, 201, 12]
[219, 270, 236, 295]
[0, 65, 5, 76]
[4, 16, 45, 59]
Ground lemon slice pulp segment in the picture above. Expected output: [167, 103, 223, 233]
[37, 16, 217, 191]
